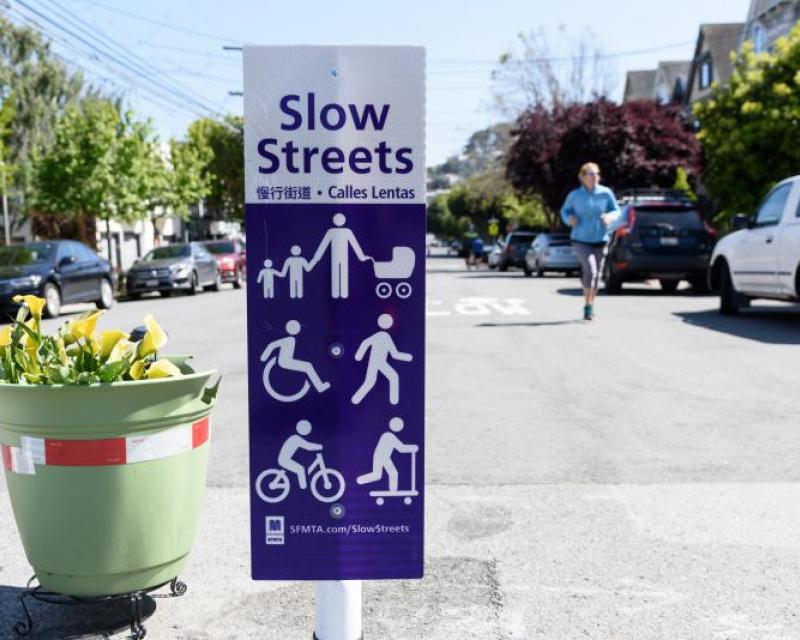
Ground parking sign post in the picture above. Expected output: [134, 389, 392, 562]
[243, 46, 426, 634]
[314, 581, 362, 640]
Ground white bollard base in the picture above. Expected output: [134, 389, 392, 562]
[314, 580, 363, 640]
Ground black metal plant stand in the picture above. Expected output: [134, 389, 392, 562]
[14, 575, 188, 639]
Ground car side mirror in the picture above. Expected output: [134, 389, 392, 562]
[731, 214, 750, 231]
[58, 255, 76, 267]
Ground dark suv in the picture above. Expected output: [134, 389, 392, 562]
[604, 190, 716, 293]
[0, 240, 115, 318]
[498, 230, 537, 271]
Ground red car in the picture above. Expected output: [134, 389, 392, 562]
[203, 239, 246, 289]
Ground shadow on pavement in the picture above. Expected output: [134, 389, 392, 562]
[675, 308, 800, 345]
[476, 319, 584, 328]
[0, 585, 157, 639]
[557, 286, 714, 298]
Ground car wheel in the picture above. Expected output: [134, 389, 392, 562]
[95, 278, 115, 310]
[188, 271, 198, 296]
[660, 279, 680, 293]
[719, 261, 749, 315]
[233, 269, 243, 289]
[161, 290, 172, 298]
[42, 282, 61, 318]
[499, 265, 508, 272]
[523, 266, 532, 277]
[536, 261, 544, 277]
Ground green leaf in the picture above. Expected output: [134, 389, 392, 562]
[97, 359, 129, 383]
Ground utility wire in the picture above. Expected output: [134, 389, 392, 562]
[13, 0, 224, 118]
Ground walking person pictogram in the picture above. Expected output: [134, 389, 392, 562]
[255, 420, 345, 504]
[357, 417, 419, 505]
[261, 320, 331, 402]
[351, 313, 413, 406]
[308, 213, 372, 299]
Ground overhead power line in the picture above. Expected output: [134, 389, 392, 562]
[13, 0, 225, 119]
[4, 5, 213, 122]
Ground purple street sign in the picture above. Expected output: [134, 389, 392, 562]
[243, 46, 425, 580]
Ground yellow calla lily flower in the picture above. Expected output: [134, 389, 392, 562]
[129, 359, 146, 380]
[137, 314, 167, 359]
[100, 329, 129, 359]
[21, 318, 39, 353]
[0, 325, 11, 347]
[66, 310, 105, 342]
[145, 359, 181, 379]
[12, 295, 46, 319]
[107, 338, 135, 363]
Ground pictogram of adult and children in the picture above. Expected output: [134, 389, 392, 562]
[255, 416, 419, 507]
[256, 213, 416, 300]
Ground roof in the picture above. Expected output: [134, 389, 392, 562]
[654, 60, 692, 101]
[623, 69, 657, 102]
[747, 0, 792, 21]
[686, 23, 745, 102]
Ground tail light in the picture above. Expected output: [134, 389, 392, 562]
[616, 206, 636, 238]
[702, 219, 717, 238]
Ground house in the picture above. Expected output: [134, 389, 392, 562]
[741, 0, 800, 52]
[623, 69, 657, 102]
[685, 23, 745, 105]
[652, 61, 692, 104]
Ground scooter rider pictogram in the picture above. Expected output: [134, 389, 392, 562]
[357, 417, 419, 505]
[255, 420, 345, 504]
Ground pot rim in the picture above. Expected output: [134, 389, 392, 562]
[0, 369, 217, 390]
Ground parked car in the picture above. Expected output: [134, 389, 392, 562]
[709, 175, 800, 314]
[203, 239, 246, 289]
[126, 242, 220, 299]
[487, 240, 504, 269]
[604, 190, 716, 293]
[498, 230, 537, 271]
[0, 240, 115, 319]
[524, 232, 579, 277]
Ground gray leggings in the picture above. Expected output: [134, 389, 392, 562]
[573, 242, 607, 290]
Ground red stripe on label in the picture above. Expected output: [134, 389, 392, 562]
[45, 438, 127, 467]
[1, 445, 11, 471]
[192, 417, 210, 448]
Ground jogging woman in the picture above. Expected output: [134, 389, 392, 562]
[560, 162, 620, 321]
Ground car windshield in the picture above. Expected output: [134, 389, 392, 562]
[205, 242, 236, 255]
[635, 208, 703, 231]
[142, 245, 191, 261]
[509, 234, 535, 245]
[0, 243, 55, 266]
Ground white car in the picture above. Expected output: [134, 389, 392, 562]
[709, 175, 800, 314]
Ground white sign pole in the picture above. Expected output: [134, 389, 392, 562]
[314, 580, 362, 640]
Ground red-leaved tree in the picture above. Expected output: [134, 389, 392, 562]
[505, 99, 701, 227]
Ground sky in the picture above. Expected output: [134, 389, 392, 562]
[6, 0, 751, 166]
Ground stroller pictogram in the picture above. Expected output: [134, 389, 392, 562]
[373, 246, 415, 299]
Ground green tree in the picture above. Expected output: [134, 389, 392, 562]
[0, 16, 84, 229]
[186, 115, 244, 220]
[33, 99, 168, 266]
[694, 24, 800, 222]
[445, 170, 547, 236]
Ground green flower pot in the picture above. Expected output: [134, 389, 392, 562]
[0, 357, 219, 597]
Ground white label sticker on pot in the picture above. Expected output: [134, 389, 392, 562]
[21, 436, 45, 465]
[126, 425, 193, 464]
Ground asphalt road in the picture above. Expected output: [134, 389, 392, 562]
[2, 256, 800, 639]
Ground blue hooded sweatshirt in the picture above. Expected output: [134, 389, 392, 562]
[560, 184, 621, 245]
